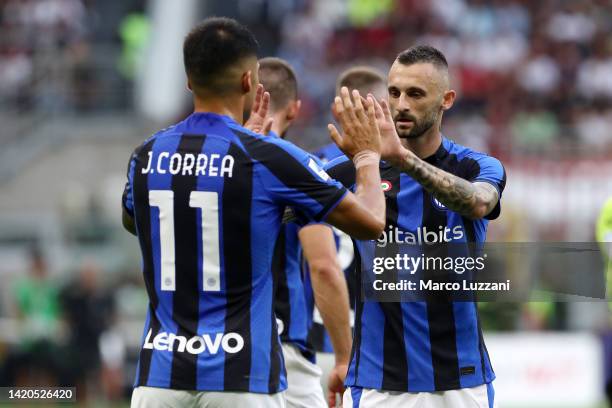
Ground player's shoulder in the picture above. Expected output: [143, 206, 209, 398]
[324, 154, 351, 171]
[130, 123, 181, 156]
[314, 143, 344, 163]
[444, 137, 503, 166]
[323, 154, 356, 188]
[226, 121, 306, 157]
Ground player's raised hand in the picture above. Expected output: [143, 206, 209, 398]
[244, 84, 274, 135]
[328, 87, 381, 159]
[373, 97, 408, 165]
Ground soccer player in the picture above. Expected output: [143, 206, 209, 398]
[121, 17, 387, 408]
[257, 57, 301, 140]
[301, 67, 388, 407]
[314, 67, 388, 164]
[307, 66, 388, 354]
[258, 56, 351, 408]
[325, 46, 506, 407]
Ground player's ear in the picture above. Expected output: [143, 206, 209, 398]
[441, 89, 456, 111]
[286, 99, 301, 121]
[186, 79, 193, 93]
[241, 70, 253, 95]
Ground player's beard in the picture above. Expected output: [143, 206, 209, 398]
[394, 107, 439, 139]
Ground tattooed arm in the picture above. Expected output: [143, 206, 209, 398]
[394, 150, 499, 220]
[370, 98, 500, 220]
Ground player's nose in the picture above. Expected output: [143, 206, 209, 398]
[397, 96, 411, 112]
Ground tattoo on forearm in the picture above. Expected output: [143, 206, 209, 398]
[401, 154, 498, 218]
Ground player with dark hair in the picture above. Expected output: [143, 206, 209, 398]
[122, 17, 388, 407]
[258, 57, 350, 408]
[322, 45, 505, 407]
[314, 66, 387, 164]
[258, 57, 301, 139]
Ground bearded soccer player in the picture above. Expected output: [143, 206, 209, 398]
[324, 46, 506, 407]
[314, 67, 388, 165]
[258, 57, 351, 408]
[121, 17, 388, 408]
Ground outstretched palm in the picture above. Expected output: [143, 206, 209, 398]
[373, 98, 406, 164]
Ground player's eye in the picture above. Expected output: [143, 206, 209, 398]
[409, 91, 424, 99]
[388, 89, 400, 98]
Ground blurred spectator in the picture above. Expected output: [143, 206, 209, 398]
[13, 247, 60, 345]
[117, 11, 150, 80]
[60, 259, 114, 402]
[510, 103, 560, 152]
[576, 33, 612, 100]
[1, 247, 63, 387]
[574, 104, 612, 150]
[0, 0, 88, 110]
[273, 0, 612, 156]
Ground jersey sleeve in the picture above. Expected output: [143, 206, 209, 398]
[467, 154, 506, 220]
[324, 155, 356, 191]
[253, 138, 348, 222]
[122, 149, 138, 218]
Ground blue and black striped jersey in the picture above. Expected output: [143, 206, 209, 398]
[271, 149, 328, 363]
[325, 137, 506, 392]
[122, 112, 347, 394]
[313, 142, 344, 165]
[272, 222, 316, 362]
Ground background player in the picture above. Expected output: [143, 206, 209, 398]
[313, 67, 388, 165]
[323, 45, 506, 407]
[122, 17, 388, 408]
[257, 57, 301, 140]
[301, 66, 388, 406]
[258, 57, 351, 408]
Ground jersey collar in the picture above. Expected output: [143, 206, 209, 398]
[187, 112, 241, 127]
[423, 136, 450, 164]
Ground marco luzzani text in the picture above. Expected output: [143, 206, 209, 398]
[371, 226, 511, 293]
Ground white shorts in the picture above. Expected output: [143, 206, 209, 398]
[282, 343, 327, 408]
[131, 386, 286, 408]
[343, 383, 497, 408]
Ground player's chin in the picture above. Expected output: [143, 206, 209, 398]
[396, 130, 414, 139]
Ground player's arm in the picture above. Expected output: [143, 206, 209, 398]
[372, 98, 500, 220]
[397, 155, 498, 220]
[122, 150, 137, 236]
[324, 87, 386, 238]
[325, 165, 385, 240]
[299, 224, 351, 407]
[122, 207, 136, 235]
[299, 226, 351, 361]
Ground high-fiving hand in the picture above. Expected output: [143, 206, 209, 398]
[244, 84, 274, 135]
[328, 87, 381, 159]
[371, 96, 409, 165]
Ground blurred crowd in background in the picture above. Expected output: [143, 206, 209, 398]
[0, 0, 610, 405]
[2, 0, 612, 155]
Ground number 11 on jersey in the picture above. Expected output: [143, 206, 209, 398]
[149, 190, 221, 292]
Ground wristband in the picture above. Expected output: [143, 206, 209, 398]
[352, 150, 380, 169]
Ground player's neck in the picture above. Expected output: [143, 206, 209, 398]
[401, 128, 442, 159]
[270, 113, 289, 137]
[192, 96, 245, 125]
